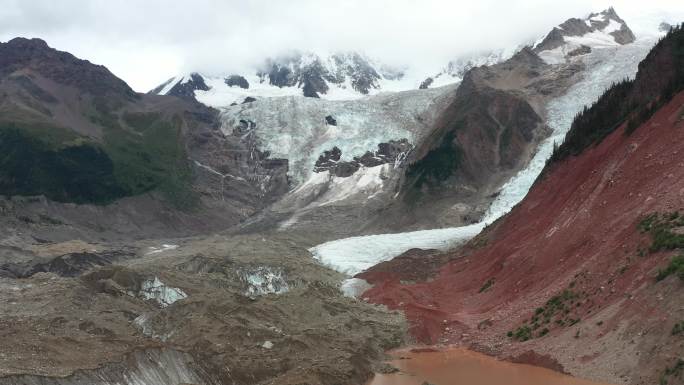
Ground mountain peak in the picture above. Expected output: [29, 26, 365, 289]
[0, 37, 135, 98]
[150, 50, 411, 105]
[5, 37, 49, 49]
[533, 7, 636, 63]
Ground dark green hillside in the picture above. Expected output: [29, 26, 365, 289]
[551, 24, 684, 161]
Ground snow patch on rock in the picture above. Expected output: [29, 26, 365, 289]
[145, 244, 178, 255]
[288, 164, 391, 208]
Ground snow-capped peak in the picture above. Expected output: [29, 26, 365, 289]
[419, 45, 525, 89]
[534, 7, 636, 64]
[149, 51, 420, 107]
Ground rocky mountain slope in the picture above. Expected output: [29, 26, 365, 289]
[0, 37, 407, 385]
[0, 37, 290, 241]
[358, 24, 684, 385]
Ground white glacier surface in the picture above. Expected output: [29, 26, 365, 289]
[218, 85, 455, 186]
[310, 223, 485, 276]
[310, 37, 656, 278]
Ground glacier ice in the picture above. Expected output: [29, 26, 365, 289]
[284, 164, 392, 210]
[240, 266, 289, 297]
[340, 278, 373, 298]
[310, 223, 485, 276]
[310, 37, 657, 277]
[139, 277, 188, 307]
[484, 36, 657, 223]
[218, 85, 455, 186]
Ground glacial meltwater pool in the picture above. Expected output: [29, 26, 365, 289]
[368, 348, 612, 385]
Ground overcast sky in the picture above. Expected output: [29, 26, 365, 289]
[1, 0, 681, 92]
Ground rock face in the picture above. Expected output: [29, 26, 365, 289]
[313, 139, 413, 178]
[659, 22, 673, 32]
[149, 73, 210, 101]
[224, 74, 249, 89]
[256, 51, 392, 96]
[425, 49, 515, 88]
[419, 77, 433, 89]
[567, 45, 592, 57]
[368, 47, 554, 232]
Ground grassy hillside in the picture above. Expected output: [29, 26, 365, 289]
[0, 108, 196, 207]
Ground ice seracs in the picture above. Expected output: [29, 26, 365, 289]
[218, 86, 454, 186]
[240, 266, 289, 297]
[139, 277, 188, 307]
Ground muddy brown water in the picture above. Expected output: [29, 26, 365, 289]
[368, 348, 613, 385]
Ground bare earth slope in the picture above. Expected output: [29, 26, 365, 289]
[360, 91, 684, 385]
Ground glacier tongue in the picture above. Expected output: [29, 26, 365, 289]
[310, 223, 485, 276]
[310, 37, 657, 277]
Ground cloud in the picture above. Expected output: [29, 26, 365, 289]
[0, 0, 681, 91]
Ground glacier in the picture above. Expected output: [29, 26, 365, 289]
[217, 85, 456, 186]
[310, 36, 658, 278]
[310, 223, 485, 276]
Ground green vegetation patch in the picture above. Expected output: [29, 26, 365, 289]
[638, 212, 684, 252]
[672, 321, 684, 335]
[406, 132, 462, 189]
[508, 325, 532, 341]
[102, 111, 197, 209]
[656, 255, 684, 282]
[0, 125, 125, 204]
[507, 288, 584, 342]
[479, 278, 495, 293]
[660, 359, 684, 385]
[0, 106, 197, 208]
